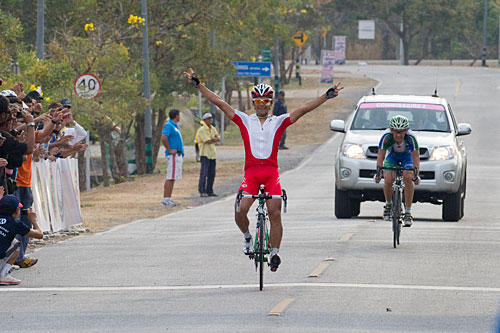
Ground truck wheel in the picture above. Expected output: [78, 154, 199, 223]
[351, 199, 361, 217]
[460, 174, 466, 219]
[335, 186, 353, 218]
[442, 191, 462, 222]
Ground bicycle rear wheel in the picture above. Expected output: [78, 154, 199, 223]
[392, 189, 401, 248]
[258, 214, 265, 291]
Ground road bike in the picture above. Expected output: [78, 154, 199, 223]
[236, 185, 287, 291]
[378, 165, 417, 248]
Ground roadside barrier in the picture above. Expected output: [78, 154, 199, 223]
[31, 158, 83, 232]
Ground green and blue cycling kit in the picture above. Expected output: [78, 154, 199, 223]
[378, 129, 419, 169]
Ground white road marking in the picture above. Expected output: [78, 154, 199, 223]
[455, 79, 462, 96]
[308, 262, 330, 278]
[268, 298, 295, 316]
[340, 233, 355, 241]
[3, 282, 500, 293]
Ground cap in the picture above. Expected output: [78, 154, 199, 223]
[0, 195, 23, 216]
[278, 91, 285, 96]
[0, 90, 17, 98]
[202, 113, 213, 120]
[27, 90, 42, 101]
[60, 98, 72, 107]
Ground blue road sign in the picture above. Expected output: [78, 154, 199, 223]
[233, 61, 272, 77]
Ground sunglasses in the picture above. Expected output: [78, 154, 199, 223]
[253, 98, 272, 105]
[391, 129, 407, 134]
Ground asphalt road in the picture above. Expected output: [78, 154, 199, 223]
[2, 64, 499, 332]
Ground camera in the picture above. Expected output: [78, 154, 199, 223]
[10, 128, 23, 136]
[21, 209, 28, 216]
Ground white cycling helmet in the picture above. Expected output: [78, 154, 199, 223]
[390, 115, 409, 130]
[251, 84, 274, 99]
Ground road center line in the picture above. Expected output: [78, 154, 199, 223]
[454, 79, 462, 97]
[308, 262, 329, 278]
[268, 298, 295, 316]
[3, 282, 500, 293]
[340, 233, 355, 241]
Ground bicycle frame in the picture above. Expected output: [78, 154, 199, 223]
[253, 198, 271, 266]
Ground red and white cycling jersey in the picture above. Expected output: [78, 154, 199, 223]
[232, 110, 291, 170]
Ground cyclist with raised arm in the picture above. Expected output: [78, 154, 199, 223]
[375, 115, 420, 226]
[184, 68, 343, 271]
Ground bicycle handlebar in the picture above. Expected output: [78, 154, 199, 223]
[236, 187, 288, 213]
[376, 166, 419, 181]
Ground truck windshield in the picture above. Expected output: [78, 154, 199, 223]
[351, 102, 450, 132]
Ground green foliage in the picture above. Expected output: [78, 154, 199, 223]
[0, 0, 500, 137]
[0, 8, 24, 74]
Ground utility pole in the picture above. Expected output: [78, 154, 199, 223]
[274, 12, 280, 94]
[482, 0, 488, 67]
[36, 0, 44, 59]
[399, 18, 404, 65]
[209, 29, 215, 116]
[142, 0, 153, 173]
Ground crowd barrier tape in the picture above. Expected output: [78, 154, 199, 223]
[31, 158, 83, 232]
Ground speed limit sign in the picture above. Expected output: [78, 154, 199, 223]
[74, 73, 101, 99]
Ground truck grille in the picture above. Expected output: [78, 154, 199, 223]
[366, 146, 429, 160]
[359, 169, 435, 180]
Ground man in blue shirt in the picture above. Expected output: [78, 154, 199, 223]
[0, 195, 43, 285]
[161, 109, 184, 207]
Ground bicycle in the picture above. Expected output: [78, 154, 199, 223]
[236, 184, 287, 291]
[377, 165, 417, 248]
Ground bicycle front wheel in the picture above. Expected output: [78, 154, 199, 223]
[258, 214, 265, 291]
[392, 189, 401, 248]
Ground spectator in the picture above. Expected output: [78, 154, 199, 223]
[0, 95, 35, 194]
[26, 90, 43, 103]
[0, 195, 43, 286]
[160, 109, 184, 207]
[197, 113, 219, 197]
[13, 114, 47, 268]
[273, 90, 288, 150]
[60, 98, 88, 145]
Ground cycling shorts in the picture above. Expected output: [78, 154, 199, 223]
[383, 153, 413, 171]
[238, 165, 282, 195]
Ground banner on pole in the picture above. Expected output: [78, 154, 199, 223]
[333, 36, 346, 65]
[320, 50, 335, 83]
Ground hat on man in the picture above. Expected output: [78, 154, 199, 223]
[27, 90, 42, 101]
[0, 195, 23, 216]
[278, 91, 285, 96]
[60, 98, 72, 107]
[202, 113, 213, 120]
[0, 90, 19, 103]
[0, 90, 17, 98]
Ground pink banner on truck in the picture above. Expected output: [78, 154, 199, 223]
[359, 103, 445, 110]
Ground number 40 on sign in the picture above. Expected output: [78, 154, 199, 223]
[74, 73, 101, 99]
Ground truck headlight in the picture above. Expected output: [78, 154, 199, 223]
[342, 144, 365, 159]
[430, 146, 454, 160]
